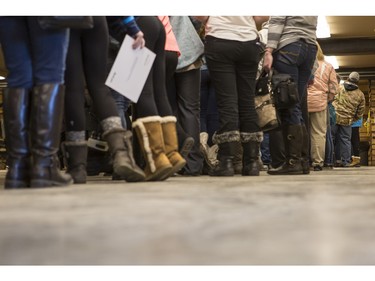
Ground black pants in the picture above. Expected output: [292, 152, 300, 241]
[134, 16, 173, 118]
[204, 35, 261, 134]
[65, 16, 119, 131]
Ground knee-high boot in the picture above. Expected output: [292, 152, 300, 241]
[30, 84, 73, 187]
[101, 117, 145, 182]
[132, 116, 173, 181]
[209, 131, 240, 177]
[241, 131, 263, 176]
[3, 88, 32, 188]
[160, 116, 186, 179]
[62, 131, 88, 184]
[268, 124, 304, 175]
[301, 123, 311, 174]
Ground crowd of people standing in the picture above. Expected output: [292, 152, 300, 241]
[0, 16, 366, 189]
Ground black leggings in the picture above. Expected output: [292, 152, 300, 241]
[134, 16, 173, 118]
[64, 16, 118, 131]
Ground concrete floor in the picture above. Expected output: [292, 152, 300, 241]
[0, 167, 375, 265]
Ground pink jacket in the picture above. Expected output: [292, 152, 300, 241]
[307, 60, 338, 112]
[158, 16, 180, 56]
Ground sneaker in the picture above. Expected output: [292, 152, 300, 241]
[313, 166, 323, 171]
[180, 137, 195, 159]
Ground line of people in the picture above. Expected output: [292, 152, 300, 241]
[0, 16, 366, 190]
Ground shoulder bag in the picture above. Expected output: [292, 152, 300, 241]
[255, 70, 280, 131]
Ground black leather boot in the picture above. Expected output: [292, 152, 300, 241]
[241, 132, 263, 176]
[30, 84, 73, 187]
[3, 88, 31, 189]
[301, 124, 310, 174]
[102, 117, 145, 182]
[268, 124, 304, 175]
[61, 136, 88, 184]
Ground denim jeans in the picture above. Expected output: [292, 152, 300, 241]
[325, 122, 335, 165]
[335, 124, 352, 165]
[272, 40, 317, 125]
[200, 66, 219, 146]
[0, 16, 69, 88]
[205, 35, 261, 134]
[111, 90, 131, 129]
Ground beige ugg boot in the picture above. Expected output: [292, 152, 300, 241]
[350, 156, 361, 167]
[132, 116, 173, 181]
[160, 116, 186, 179]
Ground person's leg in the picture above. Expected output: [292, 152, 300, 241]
[309, 109, 327, 170]
[338, 125, 352, 166]
[174, 69, 203, 175]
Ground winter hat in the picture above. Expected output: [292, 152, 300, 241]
[348, 72, 360, 83]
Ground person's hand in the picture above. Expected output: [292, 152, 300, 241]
[262, 51, 273, 73]
[132, 31, 145, 49]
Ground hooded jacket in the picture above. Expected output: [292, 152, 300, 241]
[333, 81, 365, 126]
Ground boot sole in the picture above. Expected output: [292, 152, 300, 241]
[146, 165, 173, 181]
[159, 159, 186, 181]
[30, 179, 73, 188]
[114, 165, 145, 182]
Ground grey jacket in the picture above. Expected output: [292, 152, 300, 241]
[169, 16, 204, 71]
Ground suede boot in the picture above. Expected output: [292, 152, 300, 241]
[101, 117, 145, 182]
[160, 116, 186, 179]
[133, 116, 173, 181]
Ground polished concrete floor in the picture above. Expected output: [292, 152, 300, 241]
[0, 166, 375, 265]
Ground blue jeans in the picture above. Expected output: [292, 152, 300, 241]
[0, 16, 69, 88]
[111, 90, 131, 129]
[335, 124, 352, 165]
[200, 66, 219, 146]
[273, 40, 317, 125]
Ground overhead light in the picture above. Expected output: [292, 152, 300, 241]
[325, 56, 339, 69]
[317, 16, 331, 38]
[0, 75, 5, 80]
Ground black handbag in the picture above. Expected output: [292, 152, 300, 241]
[38, 16, 94, 30]
[254, 70, 280, 131]
[271, 70, 299, 110]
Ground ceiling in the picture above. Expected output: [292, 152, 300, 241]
[318, 16, 375, 89]
[1, 16, 375, 86]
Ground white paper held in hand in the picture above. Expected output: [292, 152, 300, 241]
[105, 35, 156, 103]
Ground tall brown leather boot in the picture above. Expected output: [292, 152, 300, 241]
[3, 88, 32, 188]
[268, 124, 304, 175]
[30, 84, 73, 187]
[132, 116, 173, 181]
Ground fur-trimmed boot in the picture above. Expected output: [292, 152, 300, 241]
[132, 116, 173, 181]
[30, 84, 73, 187]
[3, 88, 32, 189]
[62, 131, 87, 184]
[160, 116, 186, 179]
[101, 117, 145, 182]
[232, 141, 243, 174]
[209, 131, 240, 177]
[241, 131, 263, 176]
